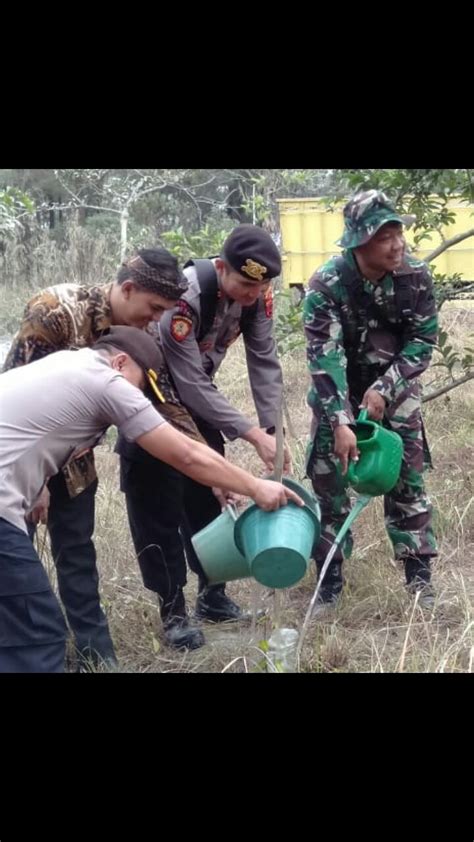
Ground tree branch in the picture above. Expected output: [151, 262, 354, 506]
[53, 171, 85, 205]
[424, 228, 474, 263]
[81, 203, 121, 215]
[125, 180, 167, 207]
[422, 372, 474, 403]
[17, 201, 121, 219]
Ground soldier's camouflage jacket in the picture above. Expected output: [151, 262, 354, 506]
[303, 249, 438, 446]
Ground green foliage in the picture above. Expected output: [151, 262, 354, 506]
[333, 168, 474, 253]
[231, 169, 335, 227]
[252, 638, 284, 673]
[0, 187, 35, 234]
[160, 224, 232, 263]
[431, 268, 474, 309]
[274, 290, 305, 357]
[334, 168, 472, 215]
[0, 169, 68, 203]
[84, 212, 155, 255]
[433, 328, 474, 379]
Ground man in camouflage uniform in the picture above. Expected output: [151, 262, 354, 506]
[2, 248, 194, 668]
[118, 225, 291, 650]
[303, 190, 438, 610]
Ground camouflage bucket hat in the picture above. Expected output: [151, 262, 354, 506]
[337, 189, 406, 249]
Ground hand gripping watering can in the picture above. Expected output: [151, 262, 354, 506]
[345, 409, 404, 496]
[297, 412, 404, 661]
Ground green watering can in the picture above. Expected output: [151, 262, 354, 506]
[298, 411, 404, 661]
[346, 409, 403, 496]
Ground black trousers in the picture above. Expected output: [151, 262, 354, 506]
[119, 420, 225, 605]
[0, 517, 67, 673]
[30, 472, 116, 663]
[120, 453, 192, 605]
[180, 420, 225, 565]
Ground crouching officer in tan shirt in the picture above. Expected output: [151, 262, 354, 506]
[0, 326, 302, 672]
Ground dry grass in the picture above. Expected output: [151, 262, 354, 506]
[33, 307, 474, 673]
[0, 221, 117, 335]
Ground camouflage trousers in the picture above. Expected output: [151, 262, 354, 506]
[307, 389, 438, 566]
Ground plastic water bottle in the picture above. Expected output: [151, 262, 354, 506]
[267, 628, 299, 673]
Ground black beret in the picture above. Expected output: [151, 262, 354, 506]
[222, 224, 281, 282]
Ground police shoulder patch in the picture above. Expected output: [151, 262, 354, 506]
[176, 299, 194, 317]
[170, 315, 193, 342]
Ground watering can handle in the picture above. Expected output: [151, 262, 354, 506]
[357, 407, 383, 427]
[226, 503, 238, 521]
[346, 461, 359, 485]
[346, 412, 367, 483]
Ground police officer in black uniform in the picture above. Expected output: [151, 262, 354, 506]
[117, 225, 290, 649]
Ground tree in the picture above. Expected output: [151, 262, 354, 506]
[332, 169, 474, 291]
[275, 169, 474, 400]
[54, 169, 204, 260]
[0, 187, 35, 234]
[53, 169, 336, 250]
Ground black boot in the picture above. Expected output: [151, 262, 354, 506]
[161, 589, 205, 650]
[312, 561, 344, 615]
[195, 583, 243, 622]
[404, 557, 435, 609]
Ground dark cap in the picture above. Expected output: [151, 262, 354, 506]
[222, 224, 281, 282]
[93, 326, 165, 403]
